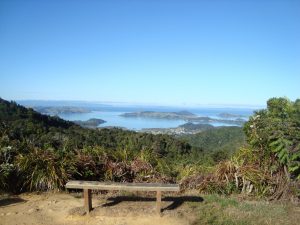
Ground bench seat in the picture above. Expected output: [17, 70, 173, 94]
[66, 180, 180, 214]
[66, 180, 179, 192]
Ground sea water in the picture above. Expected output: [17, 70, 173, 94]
[57, 106, 256, 130]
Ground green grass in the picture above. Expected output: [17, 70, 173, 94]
[189, 194, 300, 225]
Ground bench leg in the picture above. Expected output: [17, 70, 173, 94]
[156, 191, 162, 214]
[84, 189, 92, 214]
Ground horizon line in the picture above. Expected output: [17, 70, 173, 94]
[13, 98, 265, 109]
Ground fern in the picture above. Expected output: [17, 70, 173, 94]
[269, 138, 292, 165]
[289, 151, 300, 180]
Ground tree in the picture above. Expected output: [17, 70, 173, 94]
[244, 97, 300, 180]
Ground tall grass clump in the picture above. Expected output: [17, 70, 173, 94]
[17, 147, 74, 191]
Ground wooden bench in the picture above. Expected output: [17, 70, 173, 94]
[65, 180, 180, 214]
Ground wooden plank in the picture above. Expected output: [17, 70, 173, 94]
[84, 189, 92, 213]
[156, 190, 162, 214]
[66, 180, 180, 192]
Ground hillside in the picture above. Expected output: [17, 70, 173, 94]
[0, 98, 75, 130]
[0, 98, 195, 192]
[181, 126, 245, 159]
[0, 98, 247, 193]
[0, 98, 191, 154]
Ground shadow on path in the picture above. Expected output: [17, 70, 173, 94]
[0, 197, 27, 207]
[102, 196, 203, 212]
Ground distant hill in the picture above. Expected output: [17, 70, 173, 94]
[16, 100, 112, 108]
[173, 110, 196, 116]
[32, 106, 91, 115]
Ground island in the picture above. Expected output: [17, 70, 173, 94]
[120, 111, 246, 125]
[73, 118, 106, 128]
[120, 110, 198, 120]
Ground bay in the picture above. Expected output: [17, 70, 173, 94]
[57, 106, 256, 130]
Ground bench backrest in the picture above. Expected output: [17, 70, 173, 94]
[66, 180, 180, 192]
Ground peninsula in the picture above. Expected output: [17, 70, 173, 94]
[33, 106, 91, 115]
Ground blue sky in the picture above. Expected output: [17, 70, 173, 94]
[0, 0, 299, 107]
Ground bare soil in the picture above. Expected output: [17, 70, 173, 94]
[0, 192, 199, 225]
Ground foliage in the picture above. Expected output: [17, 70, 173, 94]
[195, 97, 300, 199]
[182, 126, 245, 162]
[244, 97, 300, 180]
[17, 147, 74, 191]
[0, 140, 20, 191]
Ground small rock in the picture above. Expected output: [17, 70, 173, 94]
[28, 208, 39, 213]
[68, 207, 86, 216]
[28, 209, 34, 213]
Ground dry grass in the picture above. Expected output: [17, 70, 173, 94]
[189, 194, 300, 225]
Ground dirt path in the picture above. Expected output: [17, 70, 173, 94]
[0, 192, 196, 225]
